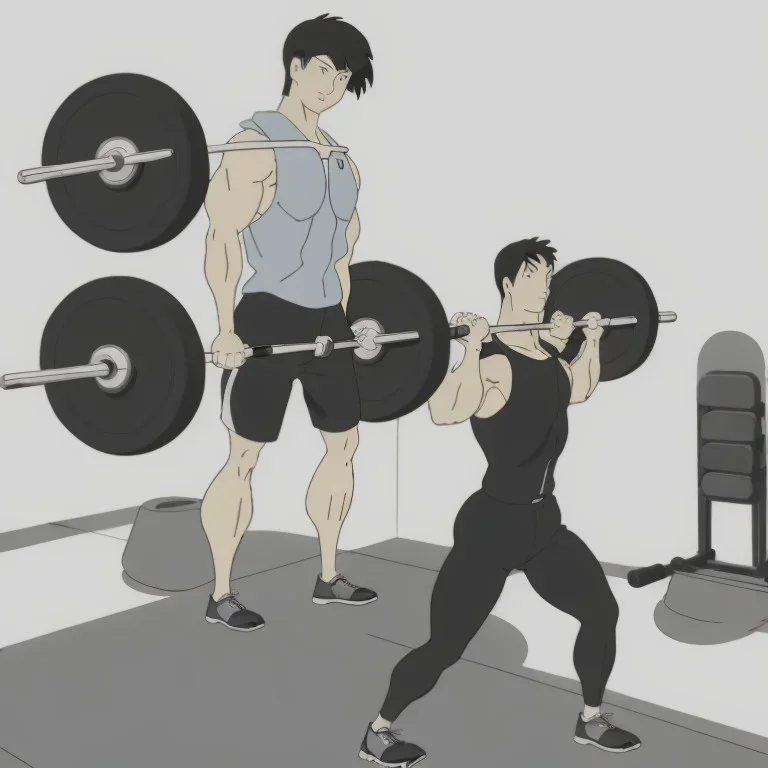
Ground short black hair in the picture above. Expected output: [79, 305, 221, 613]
[494, 237, 558, 298]
[282, 14, 374, 98]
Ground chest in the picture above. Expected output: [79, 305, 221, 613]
[268, 149, 358, 222]
[475, 354, 569, 420]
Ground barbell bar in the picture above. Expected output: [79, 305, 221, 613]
[199, 311, 677, 365]
[17, 140, 349, 186]
[0, 326, 413, 390]
[490, 311, 677, 334]
[0, 259, 676, 455]
[0, 310, 677, 391]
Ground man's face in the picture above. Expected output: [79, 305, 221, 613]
[291, 55, 352, 114]
[504, 256, 553, 314]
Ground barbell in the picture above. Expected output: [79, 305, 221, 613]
[0, 258, 676, 455]
[17, 72, 353, 252]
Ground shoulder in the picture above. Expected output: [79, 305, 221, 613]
[478, 338, 500, 360]
[239, 111, 280, 137]
[231, 127, 267, 141]
[217, 129, 274, 180]
[447, 339, 506, 375]
[227, 128, 269, 148]
[481, 350, 511, 381]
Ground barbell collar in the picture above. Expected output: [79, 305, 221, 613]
[17, 148, 175, 185]
[0, 345, 128, 391]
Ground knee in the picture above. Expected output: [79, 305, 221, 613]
[574, 589, 619, 634]
[325, 427, 359, 464]
[422, 637, 465, 670]
[227, 438, 264, 479]
[596, 591, 620, 630]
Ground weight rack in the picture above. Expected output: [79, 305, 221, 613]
[628, 367, 768, 587]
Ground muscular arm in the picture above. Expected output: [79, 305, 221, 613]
[566, 337, 601, 403]
[335, 156, 361, 314]
[203, 130, 273, 335]
[428, 341, 488, 425]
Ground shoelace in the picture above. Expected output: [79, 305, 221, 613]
[377, 728, 404, 746]
[336, 576, 359, 590]
[220, 593, 247, 612]
[591, 713, 617, 730]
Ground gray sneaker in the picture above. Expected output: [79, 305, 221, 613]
[205, 593, 265, 632]
[359, 723, 427, 767]
[312, 574, 378, 606]
[574, 712, 641, 752]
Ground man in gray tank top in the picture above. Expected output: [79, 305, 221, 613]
[201, 15, 377, 633]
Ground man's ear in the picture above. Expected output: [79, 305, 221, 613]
[502, 276, 513, 295]
[290, 56, 305, 77]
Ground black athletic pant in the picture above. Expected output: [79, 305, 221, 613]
[380, 491, 619, 721]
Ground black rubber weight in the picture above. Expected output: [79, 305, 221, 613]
[40, 276, 206, 455]
[42, 73, 209, 253]
[347, 261, 451, 422]
[545, 257, 659, 382]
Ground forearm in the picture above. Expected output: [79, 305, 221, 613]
[428, 345, 484, 424]
[204, 230, 243, 335]
[569, 338, 601, 400]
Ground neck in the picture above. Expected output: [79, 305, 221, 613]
[277, 94, 320, 139]
[496, 298, 542, 345]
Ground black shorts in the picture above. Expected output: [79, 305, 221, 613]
[220, 293, 361, 443]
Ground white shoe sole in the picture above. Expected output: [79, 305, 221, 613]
[204, 617, 265, 632]
[358, 749, 427, 767]
[574, 736, 641, 752]
[313, 596, 378, 606]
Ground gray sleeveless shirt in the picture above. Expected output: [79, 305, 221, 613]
[238, 111, 359, 308]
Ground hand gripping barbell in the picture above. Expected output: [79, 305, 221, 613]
[0, 260, 676, 456]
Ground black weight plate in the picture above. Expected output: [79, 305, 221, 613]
[545, 257, 659, 381]
[42, 73, 209, 253]
[41, 277, 206, 455]
[348, 261, 450, 422]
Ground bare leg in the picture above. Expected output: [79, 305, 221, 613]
[201, 431, 264, 600]
[306, 426, 359, 582]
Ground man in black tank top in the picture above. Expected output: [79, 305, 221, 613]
[358, 239, 641, 767]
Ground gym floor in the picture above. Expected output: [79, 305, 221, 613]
[1, 508, 768, 768]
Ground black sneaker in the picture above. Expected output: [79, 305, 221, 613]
[574, 712, 641, 753]
[312, 574, 378, 606]
[205, 593, 265, 632]
[359, 723, 427, 767]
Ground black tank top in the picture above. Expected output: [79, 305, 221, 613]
[470, 337, 571, 504]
